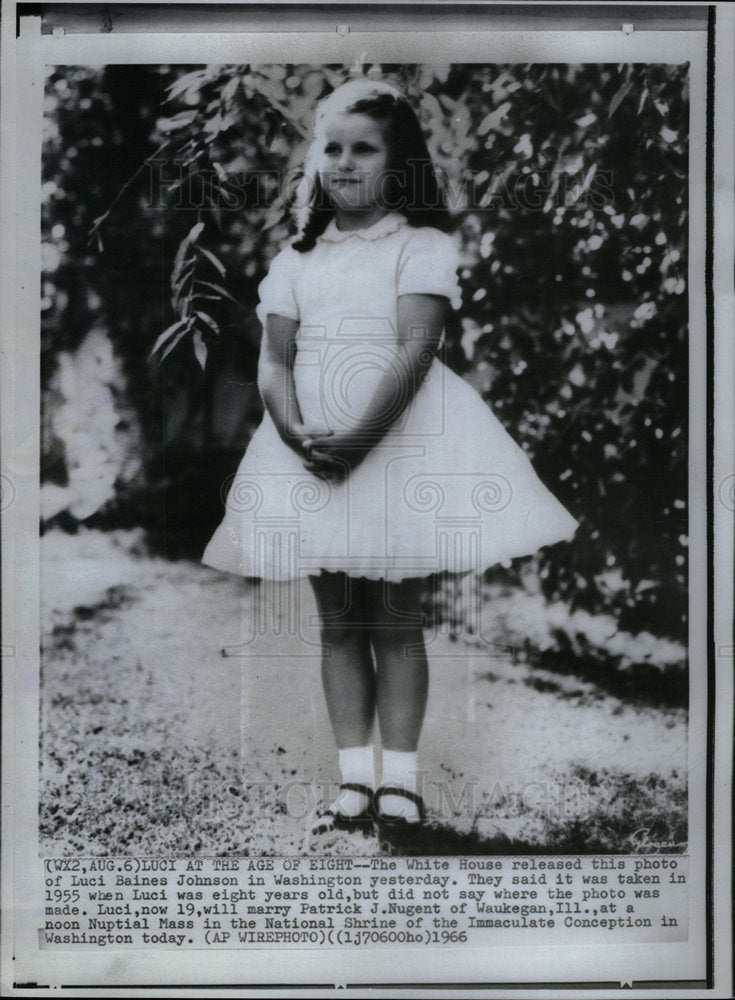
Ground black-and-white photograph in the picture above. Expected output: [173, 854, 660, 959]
[3, 2, 732, 993]
[39, 59, 690, 857]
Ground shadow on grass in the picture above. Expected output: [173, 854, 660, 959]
[377, 822, 624, 857]
[377, 817, 687, 857]
[527, 630, 687, 709]
[376, 765, 687, 857]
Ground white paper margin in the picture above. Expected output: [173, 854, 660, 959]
[2, 3, 732, 996]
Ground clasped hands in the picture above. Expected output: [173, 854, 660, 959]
[291, 421, 371, 484]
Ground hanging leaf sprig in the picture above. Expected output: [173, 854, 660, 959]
[148, 221, 235, 370]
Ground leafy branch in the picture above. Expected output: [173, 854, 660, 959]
[148, 221, 234, 370]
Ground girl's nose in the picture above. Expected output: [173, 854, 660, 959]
[337, 149, 353, 171]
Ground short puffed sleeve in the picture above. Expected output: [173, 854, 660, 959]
[255, 245, 301, 327]
[396, 228, 462, 307]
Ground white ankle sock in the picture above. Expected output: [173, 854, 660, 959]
[332, 745, 374, 817]
[379, 750, 421, 822]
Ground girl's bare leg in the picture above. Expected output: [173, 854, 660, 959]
[368, 577, 429, 821]
[309, 571, 375, 747]
[309, 572, 375, 820]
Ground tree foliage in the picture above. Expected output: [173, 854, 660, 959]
[42, 61, 690, 642]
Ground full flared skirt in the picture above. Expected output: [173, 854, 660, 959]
[202, 359, 579, 581]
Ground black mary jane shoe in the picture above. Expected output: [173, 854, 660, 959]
[373, 785, 426, 842]
[310, 782, 375, 837]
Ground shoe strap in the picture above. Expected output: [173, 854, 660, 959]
[312, 804, 371, 832]
[313, 784, 372, 825]
[340, 782, 373, 799]
[375, 785, 425, 818]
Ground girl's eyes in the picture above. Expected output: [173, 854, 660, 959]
[323, 143, 379, 156]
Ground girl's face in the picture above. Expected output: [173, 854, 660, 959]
[317, 113, 390, 217]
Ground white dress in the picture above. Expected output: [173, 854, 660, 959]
[202, 212, 579, 581]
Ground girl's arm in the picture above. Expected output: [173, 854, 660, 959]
[304, 294, 446, 478]
[257, 313, 310, 457]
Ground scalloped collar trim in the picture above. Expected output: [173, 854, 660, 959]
[320, 212, 408, 244]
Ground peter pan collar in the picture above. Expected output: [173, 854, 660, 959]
[320, 212, 408, 244]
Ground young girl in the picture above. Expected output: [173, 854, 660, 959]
[202, 78, 578, 839]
